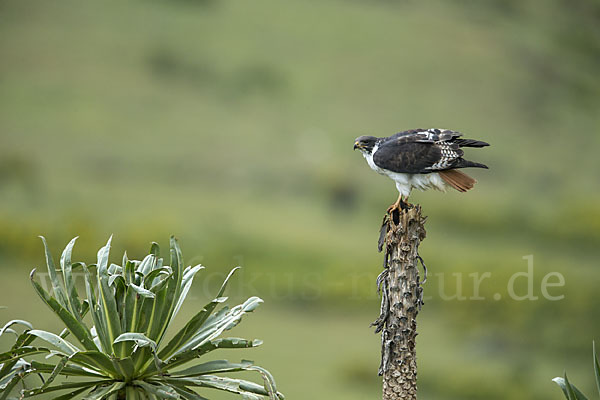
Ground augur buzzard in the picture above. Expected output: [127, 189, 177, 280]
[354, 128, 489, 211]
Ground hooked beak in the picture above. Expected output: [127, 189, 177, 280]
[353, 141, 360, 150]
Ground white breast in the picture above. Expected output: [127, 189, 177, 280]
[363, 144, 386, 175]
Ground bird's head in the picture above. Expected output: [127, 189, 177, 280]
[354, 135, 377, 154]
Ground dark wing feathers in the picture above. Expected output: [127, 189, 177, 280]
[373, 129, 488, 174]
[373, 140, 442, 174]
[453, 138, 490, 148]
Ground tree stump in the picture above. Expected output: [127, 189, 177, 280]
[372, 205, 427, 400]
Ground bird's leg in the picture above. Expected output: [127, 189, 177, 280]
[387, 194, 413, 213]
[387, 193, 403, 213]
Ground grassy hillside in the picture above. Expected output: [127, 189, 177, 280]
[1, 0, 599, 398]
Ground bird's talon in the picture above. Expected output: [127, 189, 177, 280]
[387, 203, 400, 214]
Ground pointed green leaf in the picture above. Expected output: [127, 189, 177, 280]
[138, 254, 157, 278]
[29, 360, 104, 378]
[0, 327, 17, 339]
[114, 332, 157, 350]
[108, 274, 125, 288]
[594, 341, 600, 397]
[241, 297, 263, 313]
[27, 330, 80, 355]
[150, 242, 160, 257]
[130, 282, 155, 299]
[158, 268, 240, 361]
[168, 362, 280, 399]
[170, 236, 184, 293]
[149, 274, 171, 293]
[172, 265, 204, 320]
[165, 375, 269, 398]
[0, 320, 33, 337]
[0, 346, 52, 363]
[173, 359, 253, 377]
[246, 365, 280, 400]
[157, 297, 226, 361]
[142, 238, 183, 350]
[39, 236, 69, 308]
[217, 267, 241, 298]
[123, 286, 140, 333]
[124, 259, 135, 285]
[21, 379, 109, 397]
[134, 292, 153, 334]
[60, 237, 82, 319]
[175, 297, 263, 357]
[82, 264, 111, 354]
[151, 238, 184, 344]
[154, 338, 261, 375]
[96, 236, 122, 354]
[108, 263, 122, 275]
[553, 375, 589, 400]
[143, 267, 171, 289]
[28, 275, 96, 350]
[69, 351, 119, 377]
[147, 286, 171, 341]
[564, 373, 577, 400]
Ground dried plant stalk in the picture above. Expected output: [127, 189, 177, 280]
[373, 206, 427, 400]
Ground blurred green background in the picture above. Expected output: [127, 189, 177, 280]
[1, 0, 599, 399]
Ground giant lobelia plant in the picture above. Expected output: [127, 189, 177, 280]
[0, 236, 282, 399]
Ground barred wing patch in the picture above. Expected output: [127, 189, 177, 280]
[427, 141, 464, 170]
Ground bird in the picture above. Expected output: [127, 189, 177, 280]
[354, 128, 489, 211]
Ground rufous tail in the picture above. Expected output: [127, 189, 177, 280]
[439, 169, 477, 192]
